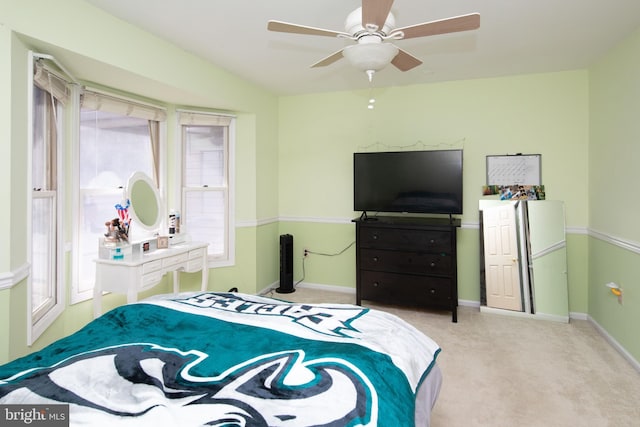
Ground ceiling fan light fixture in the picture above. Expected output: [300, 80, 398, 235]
[342, 42, 399, 75]
[267, 2, 481, 81]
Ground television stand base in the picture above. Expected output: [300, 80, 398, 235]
[359, 211, 379, 221]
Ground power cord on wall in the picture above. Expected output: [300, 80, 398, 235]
[295, 241, 356, 288]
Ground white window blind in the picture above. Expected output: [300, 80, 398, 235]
[81, 90, 167, 121]
[33, 61, 71, 105]
[179, 112, 232, 127]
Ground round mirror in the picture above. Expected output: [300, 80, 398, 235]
[126, 171, 162, 232]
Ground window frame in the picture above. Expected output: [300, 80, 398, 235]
[70, 88, 167, 304]
[177, 110, 235, 267]
[27, 52, 66, 345]
[31, 191, 57, 322]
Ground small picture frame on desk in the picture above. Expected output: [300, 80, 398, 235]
[157, 236, 169, 249]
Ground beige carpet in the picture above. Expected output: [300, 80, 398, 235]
[271, 286, 640, 427]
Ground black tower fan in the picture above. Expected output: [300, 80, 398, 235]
[276, 234, 295, 293]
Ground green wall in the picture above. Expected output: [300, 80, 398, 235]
[278, 221, 357, 290]
[278, 71, 589, 310]
[0, 25, 12, 274]
[588, 26, 640, 363]
[278, 72, 589, 226]
[566, 233, 589, 313]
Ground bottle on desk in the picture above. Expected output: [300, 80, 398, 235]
[169, 209, 181, 234]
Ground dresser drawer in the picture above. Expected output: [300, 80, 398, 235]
[359, 227, 452, 253]
[359, 248, 452, 275]
[360, 270, 452, 308]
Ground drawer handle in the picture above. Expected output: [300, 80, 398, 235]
[430, 262, 436, 268]
[372, 256, 379, 262]
[429, 288, 436, 294]
[372, 234, 378, 240]
[429, 239, 436, 244]
[373, 282, 379, 287]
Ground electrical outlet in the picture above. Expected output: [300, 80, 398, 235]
[303, 248, 309, 257]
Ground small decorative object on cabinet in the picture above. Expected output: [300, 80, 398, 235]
[157, 235, 169, 249]
[354, 216, 461, 322]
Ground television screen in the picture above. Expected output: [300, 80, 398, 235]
[353, 149, 463, 215]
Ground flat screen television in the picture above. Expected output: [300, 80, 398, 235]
[353, 149, 463, 215]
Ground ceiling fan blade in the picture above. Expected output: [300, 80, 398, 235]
[394, 13, 480, 40]
[362, 0, 394, 30]
[267, 20, 351, 38]
[310, 49, 344, 68]
[391, 48, 422, 71]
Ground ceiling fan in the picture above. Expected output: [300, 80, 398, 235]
[267, 0, 480, 81]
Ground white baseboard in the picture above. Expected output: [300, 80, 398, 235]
[588, 315, 640, 373]
[459, 299, 480, 307]
[479, 306, 569, 323]
[257, 281, 279, 295]
[259, 281, 357, 296]
[569, 311, 588, 321]
[469, 300, 572, 323]
[295, 282, 356, 294]
[464, 299, 591, 323]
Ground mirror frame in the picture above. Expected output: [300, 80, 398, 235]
[126, 171, 162, 232]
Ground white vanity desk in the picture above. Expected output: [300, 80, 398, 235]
[93, 241, 209, 317]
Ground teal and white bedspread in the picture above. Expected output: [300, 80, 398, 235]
[0, 292, 442, 426]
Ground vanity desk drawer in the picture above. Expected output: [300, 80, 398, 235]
[142, 259, 163, 274]
[94, 241, 209, 318]
[141, 271, 164, 290]
[189, 248, 206, 259]
[163, 252, 189, 268]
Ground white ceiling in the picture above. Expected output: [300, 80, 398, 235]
[84, 0, 640, 96]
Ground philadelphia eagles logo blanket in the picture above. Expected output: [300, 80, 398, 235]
[0, 292, 440, 426]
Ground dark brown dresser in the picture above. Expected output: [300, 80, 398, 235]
[354, 216, 461, 322]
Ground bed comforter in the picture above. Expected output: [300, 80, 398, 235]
[0, 292, 441, 426]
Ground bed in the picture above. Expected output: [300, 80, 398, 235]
[0, 292, 442, 426]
